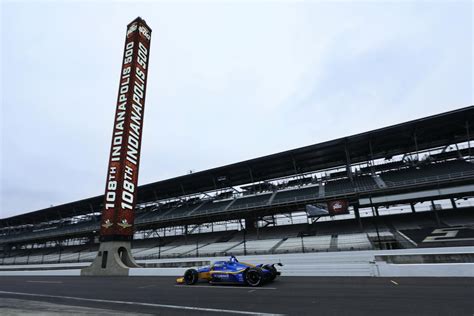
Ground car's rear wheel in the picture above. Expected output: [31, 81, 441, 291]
[245, 267, 264, 287]
[184, 269, 198, 285]
[264, 265, 278, 281]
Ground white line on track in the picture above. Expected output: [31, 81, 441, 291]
[390, 280, 399, 285]
[26, 281, 63, 284]
[0, 290, 283, 316]
[174, 285, 277, 290]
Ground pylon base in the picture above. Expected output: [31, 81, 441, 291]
[81, 241, 140, 276]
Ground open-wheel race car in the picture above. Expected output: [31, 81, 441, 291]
[176, 256, 283, 287]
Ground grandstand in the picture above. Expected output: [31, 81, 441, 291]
[1, 106, 473, 265]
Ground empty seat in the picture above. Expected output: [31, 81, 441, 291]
[197, 241, 242, 256]
[227, 239, 282, 255]
[381, 160, 474, 186]
[228, 194, 272, 210]
[273, 186, 319, 204]
[337, 233, 372, 250]
[191, 200, 233, 216]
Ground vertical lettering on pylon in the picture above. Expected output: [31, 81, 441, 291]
[100, 17, 152, 241]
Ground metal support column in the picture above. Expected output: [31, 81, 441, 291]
[243, 228, 247, 256]
[369, 139, 375, 175]
[369, 196, 382, 249]
[248, 167, 254, 183]
[467, 120, 472, 160]
[451, 198, 458, 209]
[414, 132, 419, 161]
[431, 201, 441, 227]
[344, 142, 353, 181]
[353, 204, 363, 230]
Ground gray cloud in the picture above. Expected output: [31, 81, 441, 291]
[1, 1, 472, 218]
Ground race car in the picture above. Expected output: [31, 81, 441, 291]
[176, 256, 282, 287]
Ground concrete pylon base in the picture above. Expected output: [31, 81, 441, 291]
[81, 241, 141, 276]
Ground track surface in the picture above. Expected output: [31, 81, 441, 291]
[0, 276, 473, 315]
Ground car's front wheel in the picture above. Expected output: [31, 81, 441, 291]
[245, 267, 264, 287]
[184, 269, 198, 285]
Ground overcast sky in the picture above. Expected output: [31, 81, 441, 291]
[1, 0, 472, 219]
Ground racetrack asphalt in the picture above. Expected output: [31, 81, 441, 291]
[0, 276, 472, 315]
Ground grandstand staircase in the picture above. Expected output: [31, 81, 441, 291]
[298, 223, 318, 237]
[223, 241, 244, 253]
[188, 201, 207, 215]
[269, 238, 288, 253]
[178, 242, 212, 258]
[329, 235, 338, 251]
[223, 199, 238, 211]
[215, 230, 239, 243]
[372, 175, 387, 188]
[267, 191, 278, 205]
[318, 181, 325, 197]
[159, 207, 177, 218]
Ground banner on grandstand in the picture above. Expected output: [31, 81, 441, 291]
[327, 200, 349, 215]
[100, 17, 152, 241]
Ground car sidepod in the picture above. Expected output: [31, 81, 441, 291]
[209, 261, 247, 285]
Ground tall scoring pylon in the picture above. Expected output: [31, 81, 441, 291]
[82, 17, 152, 276]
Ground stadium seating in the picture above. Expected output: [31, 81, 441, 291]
[325, 179, 354, 195]
[430, 148, 471, 161]
[159, 244, 208, 258]
[2, 208, 473, 266]
[190, 200, 233, 216]
[0, 220, 99, 243]
[228, 239, 282, 255]
[227, 193, 273, 210]
[274, 237, 304, 253]
[353, 176, 379, 191]
[272, 185, 319, 204]
[136, 207, 176, 223]
[381, 160, 474, 187]
[337, 233, 372, 251]
[161, 202, 202, 220]
[359, 161, 405, 174]
[286, 177, 313, 187]
[193, 241, 242, 257]
[275, 235, 332, 253]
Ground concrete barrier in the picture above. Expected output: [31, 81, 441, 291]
[129, 268, 187, 276]
[375, 262, 474, 277]
[0, 246, 472, 277]
[375, 253, 474, 264]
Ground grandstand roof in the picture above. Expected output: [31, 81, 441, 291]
[2, 106, 473, 227]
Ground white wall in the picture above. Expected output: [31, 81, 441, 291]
[1, 247, 473, 277]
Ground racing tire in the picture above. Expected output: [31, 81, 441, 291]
[263, 265, 278, 281]
[184, 269, 198, 285]
[244, 267, 264, 287]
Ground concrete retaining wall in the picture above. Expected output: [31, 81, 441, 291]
[0, 246, 472, 277]
[375, 262, 474, 277]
